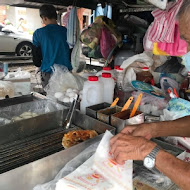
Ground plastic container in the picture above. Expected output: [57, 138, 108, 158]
[100, 73, 115, 104]
[96, 67, 115, 79]
[80, 76, 104, 114]
[136, 67, 154, 85]
[116, 67, 124, 89]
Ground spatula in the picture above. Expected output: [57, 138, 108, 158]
[129, 93, 143, 118]
[121, 96, 133, 112]
[110, 97, 119, 107]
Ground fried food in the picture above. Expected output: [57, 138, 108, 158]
[62, 130, 98, 148]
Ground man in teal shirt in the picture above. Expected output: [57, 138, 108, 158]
[33, 4, 72, 88]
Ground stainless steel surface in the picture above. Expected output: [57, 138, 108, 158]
[0, 108, 115, 190]
[111, 109, 144, 133]
[97, 106, 122, 124]
[0, 94, 37, 107]
[0, 135, 104, 190]
[86, 102, 111, 119]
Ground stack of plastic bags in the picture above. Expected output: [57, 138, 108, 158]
[144, 0, 187, 56]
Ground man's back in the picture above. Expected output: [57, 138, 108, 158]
[33, 24, 72, 73]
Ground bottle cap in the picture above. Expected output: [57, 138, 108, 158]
[116, 67, 124, 71]
[114, 66, 120, 70]
[88, 76, 98, 81]
[102, 73, 112, 78]
[103, 67, 111, 71]
[142, 67, 149, 71]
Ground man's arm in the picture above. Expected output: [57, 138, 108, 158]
[32, 30, 42, 67]
[155, 150, 190, 190]
[121, 116, 190, 139]
[110, 134, 190, 190]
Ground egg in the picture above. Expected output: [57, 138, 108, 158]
[63, 97, 70, 103]
[72, 89, 79, 93]
[54, 92, 64, 99]
[70, 97, 75, 102]
[66, 88, 73, 93]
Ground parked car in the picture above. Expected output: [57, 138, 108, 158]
[0, 24, 33, 56]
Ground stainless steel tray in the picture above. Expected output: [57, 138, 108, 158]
[0, 108, 115, 190]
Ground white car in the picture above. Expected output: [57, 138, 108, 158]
[0, 24, 33, 56]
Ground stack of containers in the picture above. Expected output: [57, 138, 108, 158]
[96, 67, 115, 80]
[100, 73, 115, 104]
[80, 76, 104, 114]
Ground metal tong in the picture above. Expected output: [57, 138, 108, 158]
[62, 94, 79, 129]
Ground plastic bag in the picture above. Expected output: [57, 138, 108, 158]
[55, 131, 132, 190]
[33, 142, 99, 190]
[121, 52, 154, 70]
[122, 67, 136, 91]
[93, 131, 133, 190]
[45, 64, 86, 99]
[0, 81, 14, 99]
[4, 68, 30, 80]
[100, 25, 117, 59]
[0, 100, 62, 126]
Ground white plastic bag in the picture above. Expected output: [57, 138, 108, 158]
[56, 131, 133, 190]
[120, 52, 154, 70]
[45, 64, 86, 99]
[93, 131, 133, 190]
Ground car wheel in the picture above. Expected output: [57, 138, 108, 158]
[16, 42, 32, 56]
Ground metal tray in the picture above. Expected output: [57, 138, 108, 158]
[111, 109, 144, 133]
[0, 94, 37, 108]
[86, 102, 111, 119]
[97, 106, 122, 124]
[0, 108, 115, 190]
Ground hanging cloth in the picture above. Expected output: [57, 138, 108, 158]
[67, 7, 80, 48]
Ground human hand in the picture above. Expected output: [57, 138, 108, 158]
[121, 123, 158, 140]
[110, 133, 156, 165]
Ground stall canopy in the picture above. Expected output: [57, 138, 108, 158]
[0, 0, 155, 10]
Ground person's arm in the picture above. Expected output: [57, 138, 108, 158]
[32, 30, 42, 67]
[110, 134, 190, 190]
[121, 116, 190, 139]
[155, 150, 190, 190]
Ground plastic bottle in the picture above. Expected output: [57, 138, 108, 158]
[80, 76, 104, 114]
[116, 67, 124, 89]
[96, 67, 115, 79]
[100, 73, 115, 104]
[136, 67, 154, 85]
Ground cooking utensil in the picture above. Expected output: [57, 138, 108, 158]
[63, 95, 79, 129]
[121, 96, 133, 112]
[110, 97, 119, 107]
[129, 93, 143, 118]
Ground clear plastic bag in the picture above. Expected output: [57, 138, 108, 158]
[0, 81, 14, 99]
[33, 142, 100, 190]
[45, 64, 86, 99]
[0, 99, 63, 125]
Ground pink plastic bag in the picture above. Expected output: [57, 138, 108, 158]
[100, 26, 117, 59]
[157, 22, 187, 56]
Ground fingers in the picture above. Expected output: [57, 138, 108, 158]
[110, 133, 126, 154]
[120, 126, 137, 135]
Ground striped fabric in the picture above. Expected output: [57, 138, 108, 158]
[148, 0, 183, 43]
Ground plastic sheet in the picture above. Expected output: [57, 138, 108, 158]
[0, 99, 63, 126]
[33, 142, 100, 190]
[0, 81, 14, 99]
[4, 68, 30, 80]
[45, 64, 85, 99]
